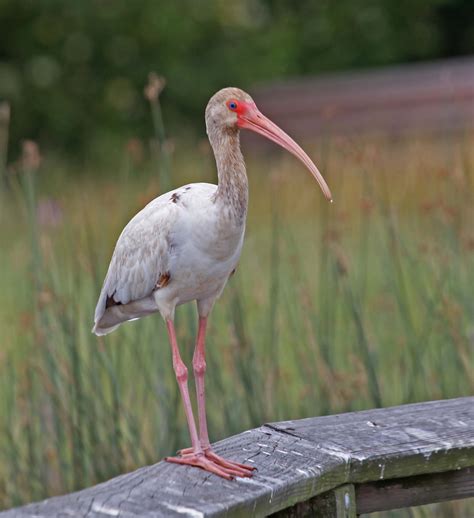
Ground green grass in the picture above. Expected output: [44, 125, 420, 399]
[0, 132, 473, 515]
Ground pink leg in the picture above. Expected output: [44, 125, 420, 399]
[164, 319, 252, 479]
[193, 317, 211, 448]
[178, 317, 255, 476]
[165, 319, 200, 452]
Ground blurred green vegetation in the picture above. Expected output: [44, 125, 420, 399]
[1, 0, 473, 155]
[1, 2, 474, 515]
[1, 130, 473, 514]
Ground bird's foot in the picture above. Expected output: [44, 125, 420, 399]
[168, 448, 255, 480]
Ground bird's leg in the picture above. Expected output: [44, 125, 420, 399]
[165, 319, 200, 452]
[178, 316, 255, 477]
[193, 316, 211, 449]
[164, 319, 248, 479]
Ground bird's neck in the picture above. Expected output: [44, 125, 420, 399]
[210, 128, 248, 223]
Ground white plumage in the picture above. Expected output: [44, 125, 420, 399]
[93, 182, 244, 335]
[91, 87, 331, 479]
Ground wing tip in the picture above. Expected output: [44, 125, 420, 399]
[92, 321, 120, 336]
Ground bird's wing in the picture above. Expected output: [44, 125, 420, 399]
[94, 197, 177, 325]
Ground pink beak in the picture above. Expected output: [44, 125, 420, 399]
[237, 103, 333, 202]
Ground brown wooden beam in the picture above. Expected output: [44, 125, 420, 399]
[355, 466, 474, 514]
[272, 484, 357, 517]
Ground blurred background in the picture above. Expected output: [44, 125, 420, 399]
[0, 1, 473, 516]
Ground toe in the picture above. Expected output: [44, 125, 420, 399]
[200, 458, 235, 480]
[167, 448, 255, 480]
[165, 454, 234, 480]
[205, 451, 255, 475]
[177, 446, 193, 456]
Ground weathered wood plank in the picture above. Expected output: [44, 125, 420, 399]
[0, 428, 347, 518]
[1, 397, 473, 517]
[268, 397, 474, 483]
[271, 484, 357, 517]
[356, 466, 474, 514]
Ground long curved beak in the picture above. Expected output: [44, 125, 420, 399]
[238, 104, 333, 202]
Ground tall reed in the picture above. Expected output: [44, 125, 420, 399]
[0, 130, 473, 517]
[144, 73, 172, 192]
[0, 102, 9, 199]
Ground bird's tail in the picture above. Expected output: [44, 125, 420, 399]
[92, 296, 158, 336]
[92, 305, 132, 336]
[92, 321, 121, 336]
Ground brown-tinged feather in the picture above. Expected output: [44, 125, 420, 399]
[106, 292, 122, 308]
[155, 272, 171, 290]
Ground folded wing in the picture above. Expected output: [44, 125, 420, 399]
[93, 199, 177, 331]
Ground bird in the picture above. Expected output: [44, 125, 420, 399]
[93, 87, 332, 480]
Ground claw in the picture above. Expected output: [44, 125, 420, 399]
[205, 450, 256, 474]
[168, 448, 255, 479]
[177, 446, 193, 456]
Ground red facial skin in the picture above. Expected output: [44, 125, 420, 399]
[226, 99, 248, 116]
[227, 99, 333, 202]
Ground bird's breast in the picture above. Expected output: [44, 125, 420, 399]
[160, 196, 245, 305]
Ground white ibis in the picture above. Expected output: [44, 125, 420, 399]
[93, 87, 332, 479]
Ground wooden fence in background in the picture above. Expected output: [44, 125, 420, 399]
[1, 397, 473, 517]
[247, 56, 474, 143]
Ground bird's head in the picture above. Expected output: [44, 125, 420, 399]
[206, 87, 332, 202]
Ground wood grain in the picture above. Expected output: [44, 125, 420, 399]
[272, 484, 357, 518]
[1, 397, 473, 517]
[356, 467, 474, 514]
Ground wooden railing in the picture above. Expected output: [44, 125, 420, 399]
[1, 397, 473, 517]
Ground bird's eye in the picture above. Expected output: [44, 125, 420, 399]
[227, 100, 238, 111]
